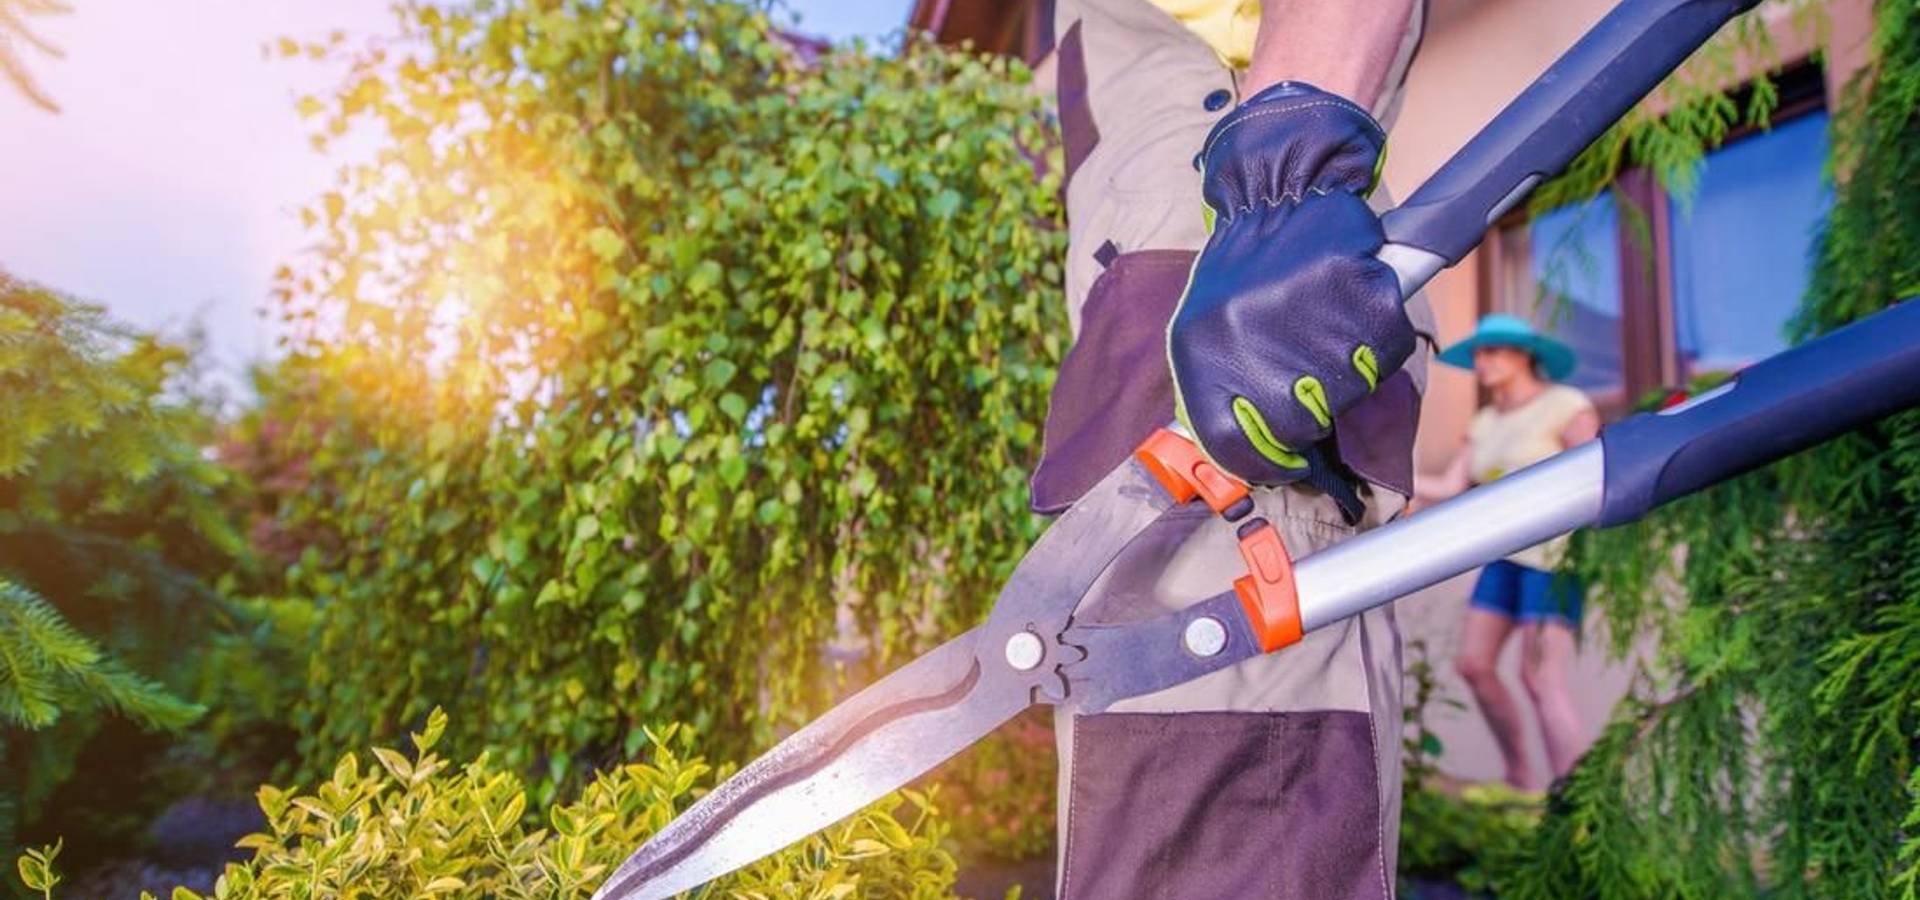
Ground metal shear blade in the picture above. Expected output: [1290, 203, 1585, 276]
[1059, 589, 1262, 715]
[595, 457, 1183, 900]
[593, 628, 1020, 900]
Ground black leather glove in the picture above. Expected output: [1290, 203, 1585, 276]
[1168, 82, 1416, 486]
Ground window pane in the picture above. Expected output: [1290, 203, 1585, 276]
[1670, 110, 1831, 373]
[1527, 192, 1623, 396]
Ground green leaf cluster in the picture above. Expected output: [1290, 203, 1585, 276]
[0, 273, 219, 505]
[15, 840, 60, 899]
[1475, 2, 1920, 895]
[0, 576, 202, 731]
[12, 709, 964, 899]
[0, 574, 203, 854]
[1396, 637, 1540, 892]
[1529, 1, 1819, 212]
[260, 0, 1064, 824]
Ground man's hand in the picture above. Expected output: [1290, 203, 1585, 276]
[1168, 82, 1415, 486]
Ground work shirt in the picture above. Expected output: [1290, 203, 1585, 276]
[1468, 384, 1595, 569]
[1150, 0, 1260, 66]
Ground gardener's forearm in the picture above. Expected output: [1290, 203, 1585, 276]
[1244, 0, 1419, 106]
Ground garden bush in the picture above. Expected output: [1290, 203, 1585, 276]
[13, 709, 964, 899]
[262, 0, 1066, 828]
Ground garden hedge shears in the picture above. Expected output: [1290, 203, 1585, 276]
[598, 1, 1920, 896]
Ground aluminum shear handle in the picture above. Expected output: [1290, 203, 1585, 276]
[1075, 296, 1920, 715]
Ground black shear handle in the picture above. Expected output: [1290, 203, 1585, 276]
[1380, 0, 1762, 270]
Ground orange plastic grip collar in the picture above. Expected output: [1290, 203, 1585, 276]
[1233, 521, 1303, 652]
[1134, 428, 1251, 515]
[1134, 428, 1303, 653]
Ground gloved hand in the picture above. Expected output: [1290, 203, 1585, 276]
[1168, 81, 1415, 486]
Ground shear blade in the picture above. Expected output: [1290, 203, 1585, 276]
[597, 456, 1181, 899]
[1060, 590, 1261, 714]
[593, 626, 1031, 900]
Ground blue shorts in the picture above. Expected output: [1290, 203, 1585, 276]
[1469, 559, 1584, 628]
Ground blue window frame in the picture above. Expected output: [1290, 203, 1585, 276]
[1527, 191, 1624, 396]
[1490, 94, 1831, 415]
[1669, 110, 1833, 373]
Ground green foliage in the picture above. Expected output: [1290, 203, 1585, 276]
[0, 276, 259, 856]
[0, 274, 246, 673]
[1529, 2, 1815, 212]
[1399, 785, 1540, 893]
[0, 0, 67, 112]
[1803, 1, 1920, 326]
[263, 0, 1064, 823]
[13, 710, 962, 899]
[0, 273, 212, 497]
[14, 840, 59, 899]
[1397, 638, 1538, 890]
[1484, 3, 1920, 895]
[0, 575, 201, 731]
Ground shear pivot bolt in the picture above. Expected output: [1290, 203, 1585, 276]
[1004, 631, 1045, 671]
[1184, 616, 1228, 658]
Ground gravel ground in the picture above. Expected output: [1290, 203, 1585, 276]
[64, 795, 263, 900]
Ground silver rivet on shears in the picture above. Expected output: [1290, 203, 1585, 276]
[1184, 616, 1228, 658]
[1003, 631, 1045, 671]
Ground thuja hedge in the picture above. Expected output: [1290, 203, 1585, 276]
[261, 0, 1064, 819]
[1483, 2, 1920, 896]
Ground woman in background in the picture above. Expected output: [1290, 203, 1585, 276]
[1418, 314, 1600, 788]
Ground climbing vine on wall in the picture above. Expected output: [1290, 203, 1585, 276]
[264, 0, 1065, 810]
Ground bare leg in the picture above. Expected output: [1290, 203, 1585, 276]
[1454, 609, 1534, 788]
[1518, 622, 1586, 778]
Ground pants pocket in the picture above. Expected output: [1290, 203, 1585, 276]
[1061, 710, 1389, 900]
[1030, 249, 1195, 514]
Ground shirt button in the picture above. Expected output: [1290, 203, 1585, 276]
[1203, 89, 1232, 112]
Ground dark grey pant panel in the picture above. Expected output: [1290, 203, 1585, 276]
[1061, 711, 1390, 900]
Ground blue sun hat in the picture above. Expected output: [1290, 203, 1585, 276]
[1436, 314, 1577, 381]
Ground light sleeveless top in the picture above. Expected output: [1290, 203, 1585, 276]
[1468, 384, 1595, 570]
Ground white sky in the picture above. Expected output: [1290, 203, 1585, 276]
[0, 0, 911, 383]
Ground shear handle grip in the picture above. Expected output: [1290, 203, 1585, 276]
[1133, 429, 1304, 653]
[1379, 0, 1760, 267]
[1598, 298, 1920, 527]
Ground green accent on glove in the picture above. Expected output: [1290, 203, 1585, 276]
[1293, 376, 1333, 429]
[1365, 143, 1388, 198]
[1353, 345, 1380, 390]
[1232, 396, 1308, 470]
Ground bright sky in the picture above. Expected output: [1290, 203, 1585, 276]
[0, 0, 912, 383]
